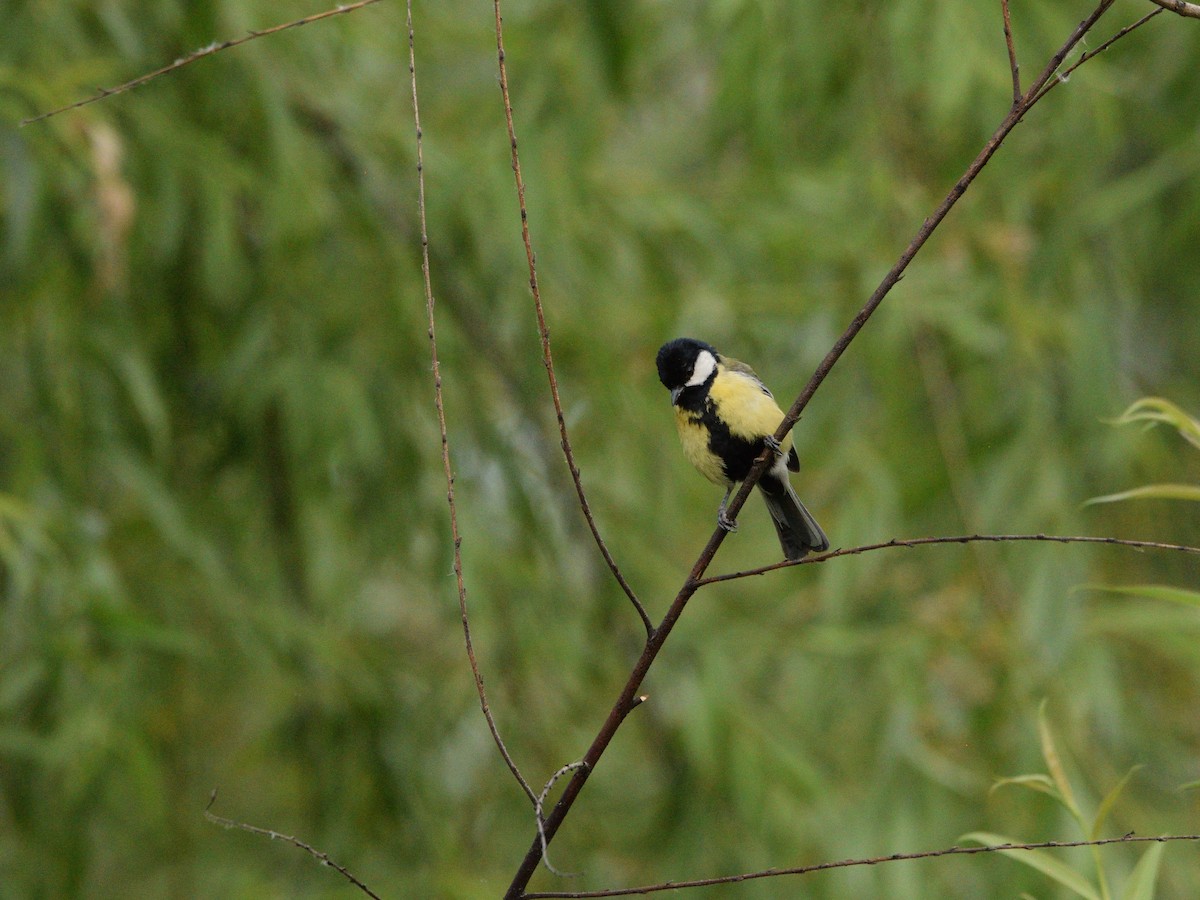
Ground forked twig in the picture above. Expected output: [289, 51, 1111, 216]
[204, 790, 382, 900]
[409, 0, 536, 806]
[492, 0, 653, 637]
[502, 3, 1163, 895]
[697, 533, 1200, 585]
[20, 0, 383, 126]
[522, 833, 1200, 898]
[1033, 7, 1165, 104]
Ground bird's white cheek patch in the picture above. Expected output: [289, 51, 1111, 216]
[686, 350, 717, 387]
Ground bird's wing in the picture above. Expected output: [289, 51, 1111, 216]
[720, 356, 773, 398]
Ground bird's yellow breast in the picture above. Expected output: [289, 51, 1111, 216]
[671, 364, 793, 487]
[674, 407, 728, 485]
[708, 366, 793, 450]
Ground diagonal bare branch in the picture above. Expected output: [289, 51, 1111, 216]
[21, 0, 383, 126]
[521, 833, 1200, 898]
[1147, 0, 1200, 18]
[696, 533, 1200, 586]
[408, 0, 537, 807]
[205, 790, 382, 900]
[492, 0, 653, 637]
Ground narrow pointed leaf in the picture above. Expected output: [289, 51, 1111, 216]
[1091, 765, 1142, 840]
[991, 773, 1061, 800]
[1119, 842, 1165, 900]
[1108, 397, 1200, 450]
[960, 832, 1101, 900]
[1038, 701, 1083, 822]
[1082, 584, 1200, 608]
[1084, 484, 1200, 506]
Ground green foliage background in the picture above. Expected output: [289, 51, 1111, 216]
[2, 1, 1199, 896]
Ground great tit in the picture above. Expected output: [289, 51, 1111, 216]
[656, 337, 830, 560]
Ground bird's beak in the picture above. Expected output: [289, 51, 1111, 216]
[670, 386, 683, 405]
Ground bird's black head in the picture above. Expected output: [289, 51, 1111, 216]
[656, 338, 719, 401]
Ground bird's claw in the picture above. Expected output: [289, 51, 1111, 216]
[717, 509, 738, 533]
[763, 435, 783, 456]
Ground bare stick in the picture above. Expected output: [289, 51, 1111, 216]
[21, 0, 383, 126]
[204, 790, 382, 900]
[492, 0, 653, 637]
[409, 0, 536, 806]
[522, 833, 1200, 898]
[1147, 0, 1200, 18]
[697, 533, 1200, 585]
[501, 4, 1144, 895]
[1002, 0, 1022, 105]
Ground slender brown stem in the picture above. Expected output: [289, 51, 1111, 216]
[20, 0, 384, 126]
[502, 4, 1131, 895]
[1147, 0, 1200, 18]
[697, 533, 1200, 585]
[204, 790, 382, 900]
[492, 0, 653, 636]
[409, 1, 536, 806]
[521, 834, 1200, 898]
[1002, 0, 1022, 105]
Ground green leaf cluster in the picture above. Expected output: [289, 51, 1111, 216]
[965, 702, 1165, 900]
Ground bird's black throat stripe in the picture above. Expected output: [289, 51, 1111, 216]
[676, 384, 765, 485]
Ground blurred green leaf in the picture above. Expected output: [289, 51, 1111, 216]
[1038, 700, 1084, 825]
[1085, 484, 1200, 505]
[960, 832, 1101, 900]
[1091, 766, 1143, 841]
[1107, 397, 1200, 451]
[1119, 842, 1165, 900]
[990, 773, 1062, 801]
[1082, 584, 1200, 608]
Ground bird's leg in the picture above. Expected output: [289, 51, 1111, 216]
[762, 434, 784, 458]
[717, 485, 738, 533]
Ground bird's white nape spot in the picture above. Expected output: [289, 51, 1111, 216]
[686, 350, 717, 387]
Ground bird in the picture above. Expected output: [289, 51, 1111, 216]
[656, 337, 829, 560]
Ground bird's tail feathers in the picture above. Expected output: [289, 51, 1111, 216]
[757, 474, 830, 561]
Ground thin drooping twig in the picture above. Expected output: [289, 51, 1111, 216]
[20, 0, 384, 126]
[409, 0, 536, 807]
[502, 3, 1149, 895]
[696, 533, 1200, 585]
[204, 790, 382, 900]
[1147, 0, 1200, 18]
[521, 833, 1200, 898]
[536, 762, 589, 878]
[1002, 0, 1022, 105]
[492, 0, 653, 637]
